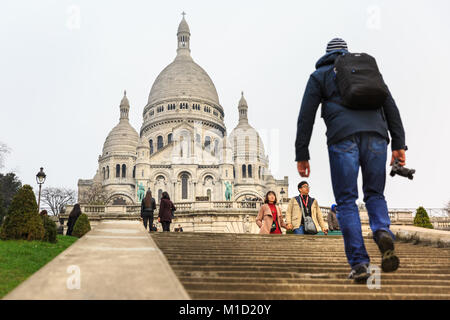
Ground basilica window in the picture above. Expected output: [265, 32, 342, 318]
[132, 165, 136, 179]
[207, 189, 211, 201]
[196, 133, 201, 144]
[258, 166, 261, 179]
[122, 164, 126, 178]
[168, 133, 173, 144]
[204, 136, 211, 151]
[181, 173, 189, 199]
[149, 139, 154, 154]
[248, 164, 252, 178]
[157, 106, 164, 113]
[106, 166, 109, 179]
[102, 167, 105, 180]
[213, 110, 218, 116]
[116, 164, 120, 178]
[204, 106, 211, 113]
[242, 164, 246, 178]
[180, 102, 189, 109]
[168, 103, 176, 110]
[233, 167, 235, 179]
[157, 136, 163, 150]
[150, 110, 154, 116]
[192, 103, 200, 110]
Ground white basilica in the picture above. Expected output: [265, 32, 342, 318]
[78, 15, 289, 206]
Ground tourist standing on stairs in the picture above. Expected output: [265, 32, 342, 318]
[256, 191, 287, 234]
[158, 191, 176, 232]
[295, 38, 405, 283]
[286, 181, 328, 235]
[141, 190, 156, 232]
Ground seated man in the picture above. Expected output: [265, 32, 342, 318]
[286, 181, 328, 235]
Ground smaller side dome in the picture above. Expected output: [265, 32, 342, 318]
[102, 91, 139, 155]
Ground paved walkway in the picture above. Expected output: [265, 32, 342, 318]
[3, 220, 190, 300]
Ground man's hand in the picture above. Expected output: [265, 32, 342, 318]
[391, 149, 406, 166]
[297, 161, 310, 177]
[287, 223, 293, 230]
[158, 217, 161, 223]
[323, 229, 328, 235]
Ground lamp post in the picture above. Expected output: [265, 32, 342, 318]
[280, 188, 285, 204]
[36, 167, 46, 213]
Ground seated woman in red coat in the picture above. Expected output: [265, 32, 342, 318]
[157, 192, 176, 232]
[256, 191, 287, 234]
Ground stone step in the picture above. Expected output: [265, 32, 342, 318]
[162, 255, 450, 264]
[165, 256, 450, 265]
[181, 282, 450, 294]
[178, 270, 450, 280]
[186, 290, 450, 300]
[178, 276, 450, 286]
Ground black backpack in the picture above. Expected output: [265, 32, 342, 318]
[334, 52, 388, 110]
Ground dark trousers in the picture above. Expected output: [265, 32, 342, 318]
[162, 221, 171, 232]
[142, 212, 154, 230]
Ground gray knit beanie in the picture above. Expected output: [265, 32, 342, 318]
[326, 38, 348, 53]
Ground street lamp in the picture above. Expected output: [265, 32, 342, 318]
[280, 188, 285, 204]
[36, 167, 46, 213]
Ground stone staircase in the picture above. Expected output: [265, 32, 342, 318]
[151, 232, 450, 299]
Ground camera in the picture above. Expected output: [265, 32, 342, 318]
[390, 159, 415, 180]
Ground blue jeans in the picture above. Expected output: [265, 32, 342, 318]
[293, 225, 305, 234]
[328, 132, 395, 269]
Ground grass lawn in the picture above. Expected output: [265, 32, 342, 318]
[0, 235, 78, 298]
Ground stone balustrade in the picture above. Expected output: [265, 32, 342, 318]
[62, 203, 450, 230]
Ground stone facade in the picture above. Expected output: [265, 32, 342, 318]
[78, 16, 289, 206]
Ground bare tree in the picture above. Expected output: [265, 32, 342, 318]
[79, 183, 110, 205]
[40, 187, 76, 216]
[0, 142, 10, 169]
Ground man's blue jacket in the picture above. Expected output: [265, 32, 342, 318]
[295, 49, 406, 161]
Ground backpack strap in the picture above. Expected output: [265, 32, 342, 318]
[295, 196, 306, 220]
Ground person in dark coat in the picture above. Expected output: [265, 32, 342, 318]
[295, 38, 405, 282]
[158, 192, 176, 232]
[328, 204, 340, 231]
[141, 190, 156, 232]
[66, 203, 81, 236]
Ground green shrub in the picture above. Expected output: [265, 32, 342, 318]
[72, 213, 91, 238]
[286, 229, 294, 234]
[414, 206, 434, 229]
[41, 216, 57, 243]
[0, 185, 44, 240]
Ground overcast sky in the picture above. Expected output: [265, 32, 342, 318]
[1, 0, 449, 212]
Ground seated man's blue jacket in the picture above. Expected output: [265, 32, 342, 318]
[295, 49, 406, 161]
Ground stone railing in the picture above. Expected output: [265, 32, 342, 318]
[430, 217, 450, 230]
[65, 202, 450, 230]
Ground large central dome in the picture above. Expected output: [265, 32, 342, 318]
[147, 16, 220, 107]
[147, 55, 220, 106]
